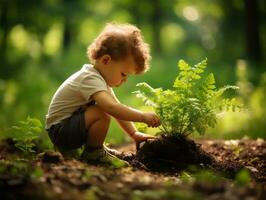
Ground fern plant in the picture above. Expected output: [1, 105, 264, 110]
[134, 59, 241, 137]
[11, 116, 43, 156]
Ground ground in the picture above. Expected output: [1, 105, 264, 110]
[0, 138, 265, 200]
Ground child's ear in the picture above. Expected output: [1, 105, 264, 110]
[101, 55, 111, 65]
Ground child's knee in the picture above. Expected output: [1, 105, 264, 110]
[99, 110, 111, 124]
[85, 105, 110, 126]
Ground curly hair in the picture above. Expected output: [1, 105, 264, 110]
[87, 23, 151, 74]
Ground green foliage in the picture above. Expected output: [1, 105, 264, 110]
[0, 0, 264, 142]
[11, 116, 43, 156]
[0, 159, 43, 181]
[85, 186, 103, 200]
[234, 168, 251, 186]
[208, 66, 266, 139]
[135, 122, 149, 133]
[134, 59, 241, 136]
[179, 167, 223, 184]
[192, 169, 222, 183]
[244, 72, 266, 138]
[132, 188, 202, 200]
[0, 159, 29, 177]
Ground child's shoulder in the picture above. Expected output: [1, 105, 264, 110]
[81, 64, 102, 78]
[77, 64, 106, 85]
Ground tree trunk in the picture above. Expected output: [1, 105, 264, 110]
[63, 21, 71, 49]
[0, 0, 9, 78]
[62, 0, 73, 49]
[244, 0, 261, 62]
[150, 0, 162, 54]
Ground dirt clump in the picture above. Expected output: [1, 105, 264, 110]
[132, 135, 214, 171]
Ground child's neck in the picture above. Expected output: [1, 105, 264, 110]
[94, 62, 104, 77]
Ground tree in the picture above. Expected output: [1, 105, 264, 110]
[244, 0, 261, 63]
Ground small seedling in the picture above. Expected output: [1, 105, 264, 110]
[134, 59, 241, 137]
[11, 116, 43, 156]
[234, 168, 251, 186]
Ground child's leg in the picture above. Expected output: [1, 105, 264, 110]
[84, 104, 111, 148]
[81, 104, 128, 166]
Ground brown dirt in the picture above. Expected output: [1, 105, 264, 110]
[0, 137, 265, 200]
[200, 139, 266, 182]
[132, 135, 214, 172]
[120, 135, 258, 181]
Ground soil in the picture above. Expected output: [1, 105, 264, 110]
[129, 135, 260, 181]
[0, 137, 265, 200]
[132, 135, 214, 171]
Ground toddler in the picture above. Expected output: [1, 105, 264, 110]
[45, 23, 161, 166]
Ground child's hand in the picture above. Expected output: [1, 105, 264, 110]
[142, 112, 161, 127]
[132, 131, 156, 144]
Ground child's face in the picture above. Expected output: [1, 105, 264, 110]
[100, 55, 137, 87]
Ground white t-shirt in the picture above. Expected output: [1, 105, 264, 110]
[45, 64, 112, 129]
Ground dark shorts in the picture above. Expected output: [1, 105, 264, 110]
[47, 102, 95, 150]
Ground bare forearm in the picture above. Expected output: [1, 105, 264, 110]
[104, 103, 143, 122]
[116, 119, 157, 144]
[116, 119, 137, 137]
[93, 91, 160, 127]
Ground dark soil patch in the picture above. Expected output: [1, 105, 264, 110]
[132, 135, 214, 171]
[117, 137, 266, 183]
[117, 135, 246, 180]
[0, 137, 265, 200]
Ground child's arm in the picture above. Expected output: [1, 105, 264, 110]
[115, 119, 156, 142]
[92, 91, 160, 127]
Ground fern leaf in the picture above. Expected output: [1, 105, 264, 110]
[193, 58, 207, 74]
[178, 60, 190, 71]
[134, 82, 158, 106]
[215, 85, 239, 97]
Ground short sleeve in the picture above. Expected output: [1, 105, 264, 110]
[79, 73, 109, 101]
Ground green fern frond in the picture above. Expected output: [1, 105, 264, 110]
[134, 58, 241, 137]
[220, 98, 243, 111]
[178, 59, 191, 71]
[11, 116, 43, 156]
[215, 85, 239, 98]
[193, 58, 207, 73]
[134, 83, 158, 106]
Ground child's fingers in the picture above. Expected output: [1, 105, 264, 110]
[152, 116, 160, 127]
[146, 135, 156, 139]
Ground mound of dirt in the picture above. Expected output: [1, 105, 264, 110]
[132, 135, 214, 171]
[119, 135, 246, 180]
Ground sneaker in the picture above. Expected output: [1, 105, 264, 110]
[81, 147, 129, 168]
[103, 145, 122, 158]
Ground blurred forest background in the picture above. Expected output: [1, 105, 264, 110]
[0, 0, 265, 145]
